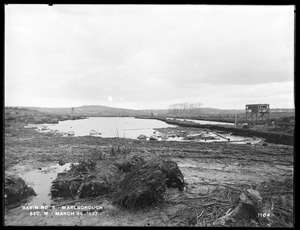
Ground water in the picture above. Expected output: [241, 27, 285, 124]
[172, 118, 235, 126]
[22, 163, 76, 206]
[31, 117, 176, 139]
[26, 117, 261, 143]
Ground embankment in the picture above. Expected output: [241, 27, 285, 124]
[137, 116, 294, 146]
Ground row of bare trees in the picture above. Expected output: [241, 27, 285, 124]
[168, 102, 202, 114]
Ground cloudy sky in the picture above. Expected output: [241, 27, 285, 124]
[5, 4, 294, 110]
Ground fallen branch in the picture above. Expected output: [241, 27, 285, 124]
[197, 210, 204, 219]
[212, 201, 243, 226]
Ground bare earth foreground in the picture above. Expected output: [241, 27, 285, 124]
[4, 122, 294, 226]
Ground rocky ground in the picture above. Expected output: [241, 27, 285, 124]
[4, 108, 294, 227]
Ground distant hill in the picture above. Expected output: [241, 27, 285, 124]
[25, 105, 138, 116]
[15, 105, 294, 117]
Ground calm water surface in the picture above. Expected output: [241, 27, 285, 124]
[42, 117, 176, 138]
[26, 117, 260, 144]
[175, 118, 234, 126]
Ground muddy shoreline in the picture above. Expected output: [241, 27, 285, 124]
[136, 116, 294, 146]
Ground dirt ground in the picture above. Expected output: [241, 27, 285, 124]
[4, 120, 294, 226]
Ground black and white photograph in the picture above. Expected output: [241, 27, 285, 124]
[4, 4, 294, 227]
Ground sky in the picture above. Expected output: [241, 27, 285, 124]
[5, 4, 294, 110]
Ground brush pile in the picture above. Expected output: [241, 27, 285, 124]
[114, 155, 146, 172]
[51, 158, 119, 199]
[113, 163, 167, 208]
[212, 178, 294, 227]
[113, 157, 185, 208]
[171, 177, 293, 227]
[255, 177, 294, 227]
[50, 147, 185, 209]
[158, 160, 184, 191]
[5, 174, 36, 206]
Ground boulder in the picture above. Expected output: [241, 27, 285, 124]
[149, 135, 159, 141]
[58, 159, 66, 166]
[137, 134, 147, 140]
[89, 130, 101, 136]
[67, 130, 75, 136]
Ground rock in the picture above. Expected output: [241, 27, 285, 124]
[58, 159, 66, 166]
[89, 130, 98, 135]
[137, 134, 147, 140]
[149, 135, 159, 141]
[67, 130, 75, 136]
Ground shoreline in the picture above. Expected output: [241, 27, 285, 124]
[136, 116, 294, 146]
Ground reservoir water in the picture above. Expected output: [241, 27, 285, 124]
[34, 117, 176, 139]
[26, 117, 260, 144]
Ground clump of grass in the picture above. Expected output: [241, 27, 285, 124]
[109, 127, 132, 157]
[90, 148, 103, 161]
[110, 144, 132, 157]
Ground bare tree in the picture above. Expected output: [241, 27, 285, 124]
[168, 102, 202, 115]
